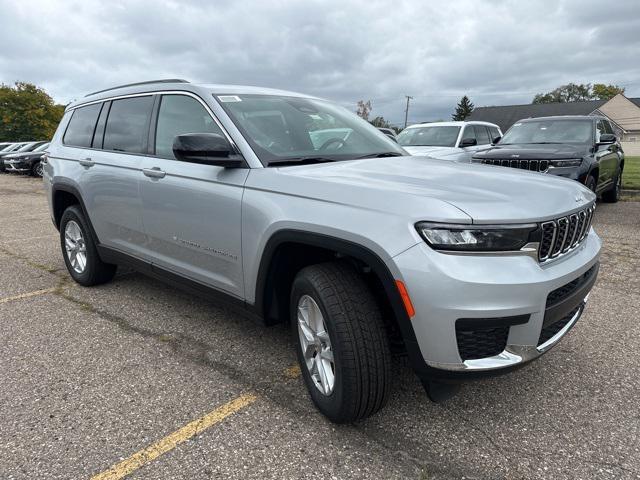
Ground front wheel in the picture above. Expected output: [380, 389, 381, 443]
[291, 261, 391, 423]
[31, 161, 43, 177]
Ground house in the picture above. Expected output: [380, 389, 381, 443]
[467, 94, 640, 154]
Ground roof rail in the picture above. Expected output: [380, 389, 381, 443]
[84, 79, 190, 97]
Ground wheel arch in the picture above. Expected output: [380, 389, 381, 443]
[51, 183, 101, 245]
[253, 230, 424, 368]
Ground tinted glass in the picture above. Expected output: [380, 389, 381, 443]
[500, 120, 593, 144]
[64, 104, 102, 147]
[397, 126, 460, 147]
[155, 95, 224, 159]
[461, 125, 477, 142]
[488, 126, 500, 141]
[596, 120, 606, 142]
[474, 125, 491, 145]
[218, 94, 404, 165]
[33, 142, 50, 152]
[92, 102, 109, 148]
[602, 120, 614, 135]
[103, 96, 154, 154]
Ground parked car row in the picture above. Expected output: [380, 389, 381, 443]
[398, 115, 624, 203]
[0, 140, 50, 176]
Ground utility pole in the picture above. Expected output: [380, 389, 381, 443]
[403, 95, 413, 129]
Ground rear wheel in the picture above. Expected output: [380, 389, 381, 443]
[60, 205, 117, 286]
[602, 170, 622, 203]
[291, 261, 391, 423]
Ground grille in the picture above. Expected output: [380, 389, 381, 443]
[481, 158, 549, 172]
[456, 325, 509, 361]
[538, 205, 595, 262]
[538, 304, 582, 346]
[546, 265, 597, 308]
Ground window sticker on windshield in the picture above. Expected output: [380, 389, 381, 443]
[218, 95, 242, 102]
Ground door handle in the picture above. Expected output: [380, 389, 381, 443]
[142, 167, 166, 179]
[79, 157, 94, 167]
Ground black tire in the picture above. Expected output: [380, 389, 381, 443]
[30, 161, 43, 177]
[59, 205, 117, 286]
[602, 170, 622, 203]
[290, 261, 391, 423]
[585, 175, 597, 194]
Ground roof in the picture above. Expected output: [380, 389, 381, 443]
[405, 120, 499, 129]
[67, 80, 315, 110]
[467, 99, 607, 132]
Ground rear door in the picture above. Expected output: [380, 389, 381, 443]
[139, 93, 248, 298]
[72, 96, 153, 257]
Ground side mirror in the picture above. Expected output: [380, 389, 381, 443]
[597, 133, 616, 145]
[172, 133, 244, 167]
[492, 136, 501, 144]
[459, 137, 477, 147]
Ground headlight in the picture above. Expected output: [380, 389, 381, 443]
[550, 158, 582, 168]
[415, 222, 538, 252]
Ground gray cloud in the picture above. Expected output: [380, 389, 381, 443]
[1, 0, 639, 126]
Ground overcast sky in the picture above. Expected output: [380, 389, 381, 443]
[1, 0, 639, 126]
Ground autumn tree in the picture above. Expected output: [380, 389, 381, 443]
[0, 82, 65, 141]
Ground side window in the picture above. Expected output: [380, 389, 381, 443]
[154, 95, 224, 159]
[103, 96, 154, 154]
[596, 120, 606, 142]
[474, 125, 491, 145]
[63, 103, 102, 147]
[461, 125, 477, 144]
[603, 120, 614, 135]
[488, 126, 500, 142]
[92, 102, 110, 148]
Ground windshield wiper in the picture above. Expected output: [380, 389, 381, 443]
[267, 156, 337, 167]
[354, 152, 405, 159]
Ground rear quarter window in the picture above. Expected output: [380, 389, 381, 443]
[63, 103, 102, 147]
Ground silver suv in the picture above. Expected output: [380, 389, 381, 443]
[44, 80, 601, 423]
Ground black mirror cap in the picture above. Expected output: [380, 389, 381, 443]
[172, 133, 244, 167]
[492, 136, 501, 144]
[460, 137, 477, 147]
[597, 133, 616, 144]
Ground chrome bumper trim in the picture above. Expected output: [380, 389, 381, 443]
[426, 296, 587, 372]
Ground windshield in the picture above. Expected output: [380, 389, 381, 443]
[17, 142, 39, 152]
[215, 94, 405, 165]
[0, 143, 15, 152]
[33, 142, 50, 152]
[500, 120, 593, 144]
[397, 126, 460, 147]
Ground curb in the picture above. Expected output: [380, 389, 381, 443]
[621, 189, 640, 197]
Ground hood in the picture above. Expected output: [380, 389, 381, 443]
[402, 146, 459, 157]
[250, 156, 595, 224]
[473, 143, 589, 160]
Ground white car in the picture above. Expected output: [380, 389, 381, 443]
[397, 121, 502, 162]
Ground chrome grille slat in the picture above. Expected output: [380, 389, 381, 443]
[480, 159, 550, 173]
[538, 204, 595, 263]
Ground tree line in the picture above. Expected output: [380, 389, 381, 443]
[0, 82, 65, 142]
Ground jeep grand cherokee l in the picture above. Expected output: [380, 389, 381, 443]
[472, 116, 624, 203]
[44, 80, 600, 423]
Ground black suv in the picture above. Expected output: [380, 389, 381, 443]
[472, 116, 624, 203]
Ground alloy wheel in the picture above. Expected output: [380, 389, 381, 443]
[297, 294, 335, 395]
[64, 220, 87, 273]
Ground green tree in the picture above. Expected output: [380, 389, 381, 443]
[369, 116, 392, 128]
[591, 83, 625, 100]
[532, 82, 625, 104]
[0, 82, 65, 141]
[451, 96, 474, 121]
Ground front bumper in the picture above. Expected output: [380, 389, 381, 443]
[4, 159, 30, 172]
[393, 229, 601, 376]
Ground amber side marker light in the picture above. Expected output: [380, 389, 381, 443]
[395, 280, 415, 318]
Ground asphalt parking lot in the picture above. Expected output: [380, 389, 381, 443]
[1, 173, 639, 480]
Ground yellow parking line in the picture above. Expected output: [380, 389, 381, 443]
[91, 393, 257, 480]
[0, 287, 57, 304]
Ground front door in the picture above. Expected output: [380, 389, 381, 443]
[139, 93, 248, 298]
